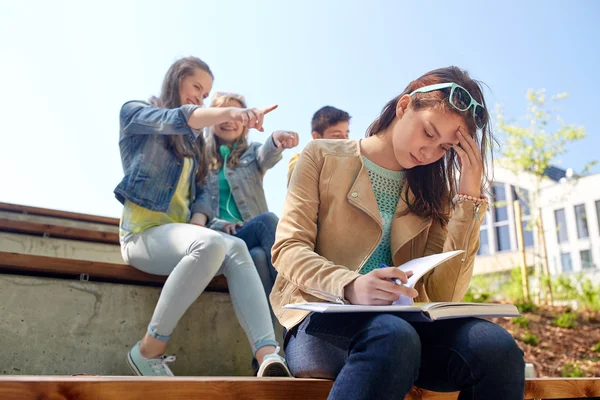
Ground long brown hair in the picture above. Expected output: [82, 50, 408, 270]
[205, 93, 250, 170]
[366, 66, 494, 227]
[149, 56, 213, 184]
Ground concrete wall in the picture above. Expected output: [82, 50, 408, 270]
[0, 210, 285, 377]
[0, 274, 262, 376]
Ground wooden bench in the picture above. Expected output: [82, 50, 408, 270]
[0, 202, 120, 226]
[0, 376, 598, 400]
[0, 251, 229, 291]
[0, 202, 227, 291]
[3, 203, 599, 398]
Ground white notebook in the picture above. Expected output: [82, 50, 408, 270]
[283, 302, 520, 322]
[283, 250, 520, 321]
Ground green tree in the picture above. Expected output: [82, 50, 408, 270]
[496, 89, 596, 304]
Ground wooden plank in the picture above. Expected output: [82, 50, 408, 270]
[524, 378, 600, 399]
[0, 252, 228, 292]
[0, 202, 119, 226]
[0, 377, 597, 400]
[0, 376, 452, 400]
[406, 387, 457, 400]
[0, 211, 119, 233]
[0, 218, 120, 245]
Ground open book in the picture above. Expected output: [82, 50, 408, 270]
[283, 250, 520, 321]
[392, 250, 464, 305]
[283, 302, 520, 322]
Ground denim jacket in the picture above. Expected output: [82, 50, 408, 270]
[206, 137, 283, 230]
[114, 100, 214, 220]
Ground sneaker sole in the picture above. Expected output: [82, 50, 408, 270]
[258, 361, 292, 377]
[126, 351, 143, 376]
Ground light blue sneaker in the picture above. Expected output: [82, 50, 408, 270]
[126, 341, 176, 376]
[256, 346, 292, 377]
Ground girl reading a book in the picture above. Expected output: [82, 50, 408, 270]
[271, 66, 525, 399]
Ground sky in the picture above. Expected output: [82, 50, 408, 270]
[0, 0, 598, 218]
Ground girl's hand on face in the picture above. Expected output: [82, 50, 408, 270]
[272, 130, 299, 149]
[344, 268, 418, 305]
[453, 130, 483, 198]
[221, 222, 243, 235]
[230, 105, 278, 132]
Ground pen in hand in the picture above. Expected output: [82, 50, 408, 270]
[378, 264, 404, 286]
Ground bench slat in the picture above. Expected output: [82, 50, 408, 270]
[0, 218, 120, 245]
[0, 202, 119, 226]
[0, 252, 228, 292]
[0, 377, 598, 400]
[525, 377, 600, 399]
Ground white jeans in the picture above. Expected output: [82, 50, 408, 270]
[121, 223, 277, 354]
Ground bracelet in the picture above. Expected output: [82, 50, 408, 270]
[452, 194, 489, 205]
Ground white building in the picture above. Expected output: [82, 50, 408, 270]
[474, 165, 600, 285]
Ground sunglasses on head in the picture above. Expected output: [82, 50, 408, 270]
[409, 82, 487, 130]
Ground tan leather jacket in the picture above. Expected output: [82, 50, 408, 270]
[271, 139, 487, 330]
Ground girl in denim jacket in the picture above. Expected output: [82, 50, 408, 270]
[115, 57, 289, 377]
[204, 93, 298, 299]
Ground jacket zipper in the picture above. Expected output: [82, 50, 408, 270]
[305, 229, 382, 306]
[305, 288, 345, 304]
[461, 203, 481, 262]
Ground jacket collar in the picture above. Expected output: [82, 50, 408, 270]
[347, 141, 432, 255]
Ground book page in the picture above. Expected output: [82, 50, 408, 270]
[282, 302, 520, 321]
[393, 250, 464, 305]
[283, 302, 425, 313]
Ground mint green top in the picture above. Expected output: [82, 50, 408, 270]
[359, 156, 406, 274]
[218, 165, 244, 223]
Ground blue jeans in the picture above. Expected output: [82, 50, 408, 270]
[235, 212, 279, 298]
[285, 312, 525, 400]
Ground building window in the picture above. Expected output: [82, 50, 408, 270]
[478, 210, 490, 256]
[554, 208, 569, 243]
[560, 252, 573, 273]
[512, 186, 530, 216]
[496, 225, 511, 252]
[492, 182, 508, 222]
[595, 200, 600, 233]
[512, 186, 534, 248]
[580, 250, 594, 269]
[491, 182, 512, 252]
[522, 221, 534, 248]
[574, 204, 589, 239]
[478, 230, 490, 255]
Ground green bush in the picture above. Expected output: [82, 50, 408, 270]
[515, 300, 537, 314]
[499, 267, 529, 302]
[561, 362, 584, 377]
[463, 288, 491, 303]
[552, 274, 578, 300]
[552, 312, 578, 329]
[592, 342, 600, 353]
[522, 332, 539, 346]
[513, 317, 530, 328]
[551, 274, 600, 311]
[580, 278, 600, 311]
[464, 275, 493, 303]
